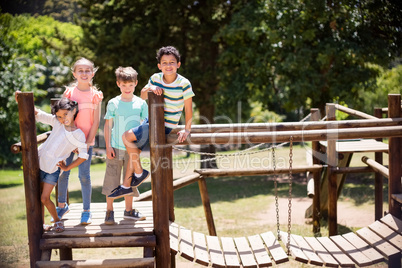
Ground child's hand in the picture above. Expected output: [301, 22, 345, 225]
[106, 147, 115, 159]
[177, 129, 190, 143]
[72, 148, 79, 154]
[149, 85, 163, 95]
[57, 160, 69, 171]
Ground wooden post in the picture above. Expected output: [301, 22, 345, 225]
[374, 108, 383, 220]
[387, 94, 401, 219]
[17, 92, 42, 267]
[148, 92, 171, 267]
[326, 104, 338, 236]
[311, 108, 321, 234]
[198, 177, 217, 236]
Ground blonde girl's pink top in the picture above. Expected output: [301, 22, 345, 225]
[64, 86, 103, 146]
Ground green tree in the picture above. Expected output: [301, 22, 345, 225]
[217, 0, 402, 116]
[0, 14, 83, 168]
[77, 0, 248, 167]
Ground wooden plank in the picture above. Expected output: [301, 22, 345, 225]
[317, 237, 355, 267]
[291, 234, 323, 266]
[279, 231, 308, 264]
[193, 231, 210, 266]
[43, 227, 154, 238]
[260, 232, 288, 264]
[304, 236, 339, 267]
[234, 237, 257, 268]
[40, 236, 156, 249]
[392, 193, 402, 204]
[221, 237, 240, 267]
[330, 235, 373, 266]
[380, 213, 402, 235]
[320, 139, 388, 153]
[178, 227, 194, 261]
[342, 232, 384, 265]
[169, 222, 179, 254]
[368, 221, 402, 250]
[356, 227, 400, 257]
[36, 258, 154, 268]
[206, 235, 226, 268]
[247, 234, 272, 267]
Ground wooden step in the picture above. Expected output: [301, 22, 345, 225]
[40, 235, 156, 249]
[36, 258, 154, 268]
[391, 193, 402, 204]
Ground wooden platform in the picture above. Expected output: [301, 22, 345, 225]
[38, 201, 155, 268]
[319, 139, 388, 153]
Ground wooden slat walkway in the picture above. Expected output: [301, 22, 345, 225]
[170, 214, 402, 267]
[38, 201, 155, 268]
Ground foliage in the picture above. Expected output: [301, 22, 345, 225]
[0, 14, 83, 168]
[355, 64, 402, 114]
[216, 0, 402, 117]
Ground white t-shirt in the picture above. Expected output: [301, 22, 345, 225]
[36, 109, 88, 174]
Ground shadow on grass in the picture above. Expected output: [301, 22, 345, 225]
[0, 183, 23, 189]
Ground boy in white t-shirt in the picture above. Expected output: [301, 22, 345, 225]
[102, 67, 148, 224]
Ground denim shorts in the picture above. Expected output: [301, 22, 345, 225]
[131, 118, 172, 151]
[40, 168, 61, 186]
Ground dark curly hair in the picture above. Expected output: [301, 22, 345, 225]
[51, 98, 79, 120]
[156, 46, 180, 63]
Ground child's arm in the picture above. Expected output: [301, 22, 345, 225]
[104, 118, 115, 159]
[86, 102, 102, 147]
[177, 98, 193, 143]
[141, 85, 163, 100]
[57, 158, 86, 172]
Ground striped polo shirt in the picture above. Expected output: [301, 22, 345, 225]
[147, 73, 195, 129]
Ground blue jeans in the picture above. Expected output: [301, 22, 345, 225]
[58, 146, 93, 211]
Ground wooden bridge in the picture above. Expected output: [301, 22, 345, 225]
[14, 93, 402, 267]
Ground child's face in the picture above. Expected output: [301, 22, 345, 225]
[158, 54, 181, 76]
[73, 64, 94, 84]
[117, 80, 137, 97]
[55, 109, 75, 126]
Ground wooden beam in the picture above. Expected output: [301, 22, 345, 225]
[170, 118, 402, 134]
[17, 92, 42, 268]
[388, 94, 402, 219]
[334, 104, 378, 119]
[362, 156, 389, 178]
[311, 108, 321, 234]
[327, 103, 338, 236]
[148, 92, 171, 267]
[195, 165, 322, 177]
[167, 125, 402, 145]
[374, 107, 384, 221]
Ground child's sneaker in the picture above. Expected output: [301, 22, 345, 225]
[124, 209, 146, 221]
[108, 185, 133, 199]
[130, 169, 150, 187]
[50, 203, 70, 222]
[104, 211, 115, 225]
[80, 211, 92, 225]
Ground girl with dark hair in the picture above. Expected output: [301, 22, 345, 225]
[15, 92, 88, 232]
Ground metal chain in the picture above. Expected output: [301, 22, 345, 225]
[272, 147, 281, 241]
[286, 136, 293, 255]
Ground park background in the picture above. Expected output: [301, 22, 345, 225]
[0, 1, 401, 267]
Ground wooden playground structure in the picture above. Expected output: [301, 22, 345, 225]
[13, 92, 402, 267]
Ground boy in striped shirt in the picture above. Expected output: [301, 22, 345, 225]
[108, 46, 194, 199]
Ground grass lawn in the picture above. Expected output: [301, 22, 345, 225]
[0, 145, 391, 267]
